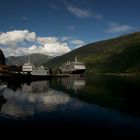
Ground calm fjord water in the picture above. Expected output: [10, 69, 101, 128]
[0, 75, 140, 136]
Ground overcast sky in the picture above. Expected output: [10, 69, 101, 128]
[0, 0, 139, 56]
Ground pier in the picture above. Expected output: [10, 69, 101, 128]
[0, 73, 71, 82]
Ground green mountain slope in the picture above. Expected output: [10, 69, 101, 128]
[6, 53, 52, 66]
[46, 32, 140, 73]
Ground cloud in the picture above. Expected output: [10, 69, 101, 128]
[71, 39, 85, 48]
[37, 37, 58, 44]
[61, 37, 69, 42]
[0, 30, 71, 57]
[66, 5, 102, 19]
[36, 37, 71, 56]
[2, 43, 70, 57]
[107, 23, 133, 33]
[0, 30, 36, 46]
[67, 5, 92, 18]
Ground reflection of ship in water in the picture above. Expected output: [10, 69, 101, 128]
[22, 81, 49, 93]
[61, 77, 86, 93]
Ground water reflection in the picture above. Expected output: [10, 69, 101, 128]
[61, 77, 85, 93]
[0, 77, 86, 119]
[0, 81, 71, 118]
[0, 83, 7, 112]
[0, 76, 140, 136]
[50, 76, 86, 94]
[0, 96, 7, 112]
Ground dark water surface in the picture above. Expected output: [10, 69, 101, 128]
[0, 75, 140, 137]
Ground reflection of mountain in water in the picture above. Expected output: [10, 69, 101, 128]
[0, 84, 7, 112]
[0, 81, 70, 118]
[0, 96, 7, 112]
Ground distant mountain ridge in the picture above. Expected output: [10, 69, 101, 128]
[6, 53, 52, 66]
[46, 32, 140, 73]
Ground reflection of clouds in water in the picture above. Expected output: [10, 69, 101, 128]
[1, 80, 140, 131]
[0, 84, 7, 96]
[1, 81, 71, 118]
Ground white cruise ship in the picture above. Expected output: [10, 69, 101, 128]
[59, 57, 86, 74]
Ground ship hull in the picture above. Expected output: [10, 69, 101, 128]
[30, 74, 52, 80]
[71, 69, 85, 74]
[0, 73, 52, 82]
[61, 69, 85, 75]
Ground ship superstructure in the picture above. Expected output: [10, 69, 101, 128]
[60, 57, 86, 74]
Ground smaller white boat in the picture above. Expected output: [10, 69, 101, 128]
[22, 59, 50, 77]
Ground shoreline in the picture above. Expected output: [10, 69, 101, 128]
[87, 72, 140, 77]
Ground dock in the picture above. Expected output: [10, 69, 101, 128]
[0, 73, 71, 82]
[52, 74, 70, 77]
